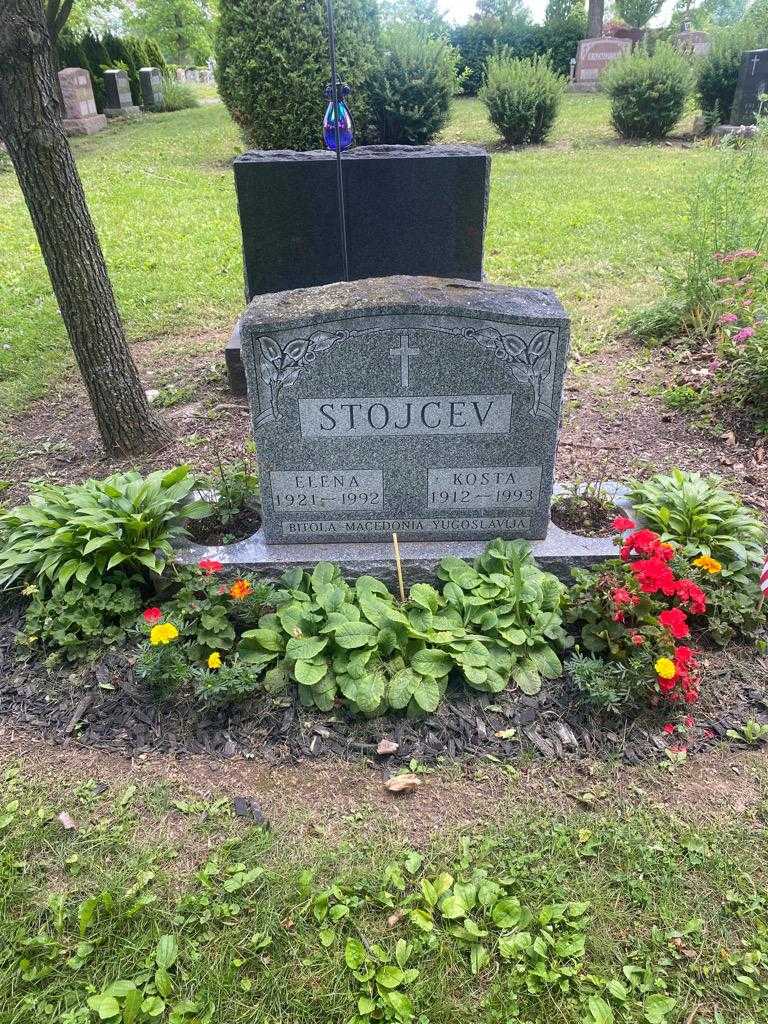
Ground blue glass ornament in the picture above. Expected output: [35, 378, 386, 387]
[323, 81, 354, 151]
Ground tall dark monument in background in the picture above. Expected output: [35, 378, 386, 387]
[225, 145, 490, 393]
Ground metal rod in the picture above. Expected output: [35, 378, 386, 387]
[325, 0, 350, 282]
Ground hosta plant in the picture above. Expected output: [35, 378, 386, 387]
[0, 466, 210, 593]
[238, 539, 569, 716]
[627, 469, 766, 567]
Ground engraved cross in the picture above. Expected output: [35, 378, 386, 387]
[390, 333, 420, 389]
[750, 53, 761, 74]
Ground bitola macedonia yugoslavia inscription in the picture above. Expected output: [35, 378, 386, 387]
[240, 276, 570, 545]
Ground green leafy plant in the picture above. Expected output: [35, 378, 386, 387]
[160, 74, 200, 112]
[195, 656, 262, 708]
[627, 469, 767, 567]
[613, 0, 663, 27]
[22, 576, 144, 662]
[0, 466, 210, 593]
[368, 24, 458, 144]
[726, 719, 768, 744]
[480, 52, 565, 145]
[206, 451, 260, 529]
[602, 43, 693, 141]
[215, 0, 380, 149]
[567, 652, 648, 713]
[238, 540, 568, 715]
[135, 621, 188, 700]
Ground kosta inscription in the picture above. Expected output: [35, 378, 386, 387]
[427, 466, 541, 511]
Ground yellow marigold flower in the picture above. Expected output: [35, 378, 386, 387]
[229, 579, 253, 600]
[692, 554, 722, 574]
[655, 657, 677, 680]
[208, 651, 222, 670]
[150, 622, 179, 646]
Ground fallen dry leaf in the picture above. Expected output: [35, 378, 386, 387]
[387, 909, 406, 928]
[57, 811, 77, 831]
[384, 774, 421, 794]
[377, 738, 399, 756]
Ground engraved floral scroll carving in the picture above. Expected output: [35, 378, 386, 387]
[254, 330, 348, 426]
[464, 326, 557, 419]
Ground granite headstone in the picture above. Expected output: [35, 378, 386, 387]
[103, 69, 140, 118]
[58, 68, 107, 136]
[241, 276, 570, 546]
[227, 145, 490, 393]
[731, 49, 768, 125]
[676, 30, 711, 56]
[573, 38, 632, 90]
[139, 67, 165, 111]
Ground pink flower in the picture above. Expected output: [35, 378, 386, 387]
[683, 715, 694, 728]
[733, 327, 755, 343]
[143, 607, 162, 624]
[663, 723, 675, 735]
[718, 313, 739, 325]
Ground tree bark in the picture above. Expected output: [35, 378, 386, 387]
[587, 0, 604, 37]
[0, 0, 171, 456]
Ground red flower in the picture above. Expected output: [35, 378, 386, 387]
[612, 515, 636, 532]
[663, 723, 675, 735]
[143, 607, 162, 624]
[630, 633, 645, 646]
[704, 729, 715, 739]
[630, 557, 677, 596]
[674, 645, 695, 668]
[620, 528, 675, 563]
[613, 610, 625, 622]
[683, 715, 694, 728]
[199, 558, 223, 574]
[659, 608, 690, 639]
[674, 579, 707, 615]
[612, 587, 638, 607]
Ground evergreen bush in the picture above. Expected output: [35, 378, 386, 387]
[215, 0, 380, 150]
[451, 15, 543, 95]
[143, 38, 168, 72]
[697, 31, 746, 124]
[602, 43, 693, 140]
[480, 53, 565, 145]
[368, 25, 457, 144]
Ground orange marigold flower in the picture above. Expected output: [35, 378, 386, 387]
[229, 579, 253, 600]
[692, 554, 722, 574]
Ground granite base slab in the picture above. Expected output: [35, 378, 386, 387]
[178, 486, 630, 586]
[63, 114, 107, 135]
[104, 105, 141, 118]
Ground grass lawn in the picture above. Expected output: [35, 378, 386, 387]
[0, 94, 719, 422]
[2, 753, 768, 1024]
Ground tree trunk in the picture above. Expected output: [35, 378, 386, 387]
[0, 0, 171, 457]
[587, 0, 604, 38]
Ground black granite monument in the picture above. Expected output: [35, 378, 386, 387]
[731, 49, 768, 125]
[103, 69, 139, 118]
[226, 145, 490, 393]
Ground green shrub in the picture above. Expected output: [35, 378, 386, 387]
[368, 25, 457, 144]
[238, 540, 568, 715]
[215, 0, 380, 150]
[450, 14, 543, 95]
[195, 658, 262, 707]
[601, 43, 693, 140]
[161, 75, 200, 111]
[540, 14, 586, 77]
[627, 469, 767, 566]
[23, 577, 144, 662]
[480, 53, 565, 145]
[143, 38, 167, 72]
[0, 466, 209, 594]
[567, 653, 648, 713]
[697, 32, 744, 124]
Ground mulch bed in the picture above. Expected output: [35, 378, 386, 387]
[186, 502, 262, 546]
[2, 603, 766, 767]
[550, 495, 623, 537]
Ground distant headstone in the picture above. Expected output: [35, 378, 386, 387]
[139, 67, 165, 111]
[731, 49, 768, 125]
[175, 68, 186, 82]
[102, 69, 140, 118]
[185, 68, 199, 82]
[573, 38, 632, 90]
[241, 276, 570, 545]
[676, 30, 711, 56]
[227, 145, 490, 393]
[58, 68, 107, 136]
